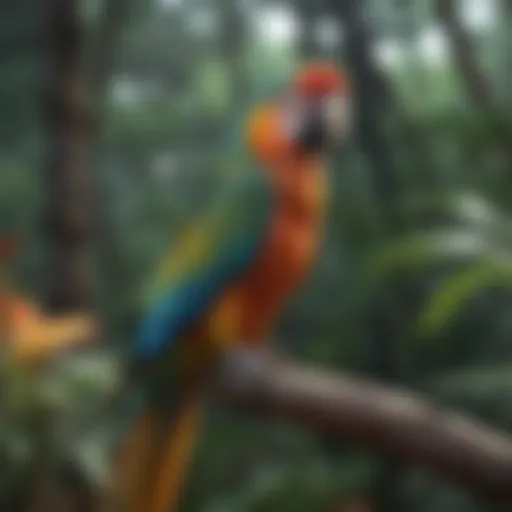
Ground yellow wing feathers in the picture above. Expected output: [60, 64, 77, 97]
[151, 221, 214, 294]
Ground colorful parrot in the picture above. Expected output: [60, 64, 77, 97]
[0, 237, 96, 367]
[114, 62, 350, 512]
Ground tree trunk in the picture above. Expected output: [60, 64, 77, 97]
[333, 0, 406, 509]
[219, 0, 247, 110]
[297, 1, 322, 61]
[436, 0, 512, 168]
[42, 0, 95, 313]
[21, 0, 100, 510]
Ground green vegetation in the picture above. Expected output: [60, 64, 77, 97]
[1, 0, 511, 510]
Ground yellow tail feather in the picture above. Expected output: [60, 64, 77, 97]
[113, 392, 205, 512]
[145, 393, 204, 512]
[113, 409, 162, 512]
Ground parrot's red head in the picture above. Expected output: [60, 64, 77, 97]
[248, 62, 350, 163]
[293, 62, 346, 97]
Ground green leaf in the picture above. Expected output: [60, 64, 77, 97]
[448, 192, 509, 228]
[404, 190, 512, 242]
[367, 229, 501, 279]
[417, 260, 512, 338]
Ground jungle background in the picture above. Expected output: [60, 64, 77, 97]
[1, 0, 512, 511]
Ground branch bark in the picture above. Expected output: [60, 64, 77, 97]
[217, 348, 512, 503]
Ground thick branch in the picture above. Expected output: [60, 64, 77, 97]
[217, 349, 512, 503]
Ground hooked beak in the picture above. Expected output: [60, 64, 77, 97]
[297, 108, 328, 153]
[296, 95, 350, 154]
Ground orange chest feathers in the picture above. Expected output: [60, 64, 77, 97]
[204, 160, 327, 344]
[243, 102, 327, 287]
[247, 159, 327, 293]
[202, 103, 329, 344]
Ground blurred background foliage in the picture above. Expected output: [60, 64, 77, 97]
[1, 0, 512, 510]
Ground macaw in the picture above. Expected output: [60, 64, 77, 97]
[0, 237, 96, 367]
[114, 62, 350, 512]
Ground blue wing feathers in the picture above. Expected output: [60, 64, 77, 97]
[133, 167, 271, 360]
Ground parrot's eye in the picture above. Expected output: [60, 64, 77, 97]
[281, 92, 349, 154]
[282, 94, 326, 153]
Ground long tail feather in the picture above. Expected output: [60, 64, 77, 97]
[144, 392, 204, 512]
[113, 391, 205, 512]
[113, 408, 163, 512]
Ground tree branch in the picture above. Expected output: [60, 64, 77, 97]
[217, 348, 512, 503]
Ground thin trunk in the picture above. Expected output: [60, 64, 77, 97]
[219, 0, 247, 110]
[23, 1, 98, 510]
[297, 2, 321, 60]
[336, 1, 398, 212]
[500, 0, 512, 114]
[436, 0, 503, 116]
[372, 66, 439, 192]
[42, 0, 95, 313]
[333, 1, 405, 510]
[436, 0, 512, 168]
[90, 0, 127, 97]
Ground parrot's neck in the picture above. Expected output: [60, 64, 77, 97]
[246, 100, 326, 222]
[266, 153, 324, 204]
[230, 150, 326, 343]
[246, 101, 324, 186]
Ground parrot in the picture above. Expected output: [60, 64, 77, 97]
[0, 237, 96, 367]
[113, 62, 351, 512]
